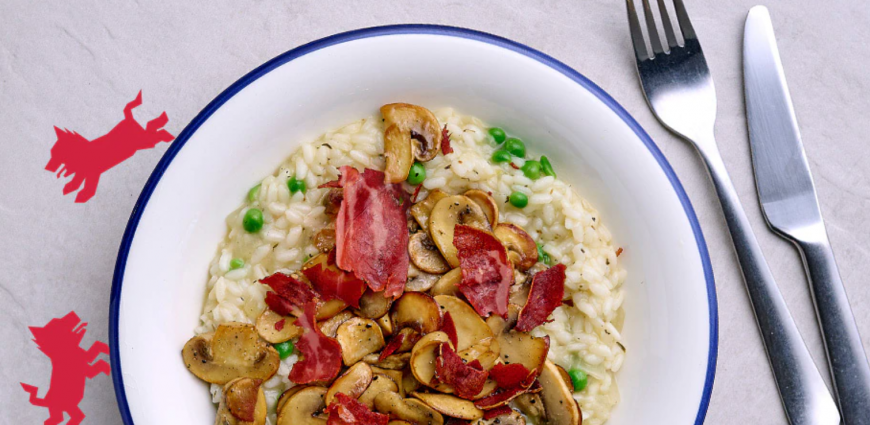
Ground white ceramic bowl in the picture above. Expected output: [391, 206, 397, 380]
[110, 25, 717, 425]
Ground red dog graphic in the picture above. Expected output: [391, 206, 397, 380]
[45, 91, 174, 203]
[20, 312, 111, 425]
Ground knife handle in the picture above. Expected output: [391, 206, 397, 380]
[797, 233, 870, 424]
[695, 139, 840, 425]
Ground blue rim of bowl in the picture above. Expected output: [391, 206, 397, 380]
[110, 24, 717, 425]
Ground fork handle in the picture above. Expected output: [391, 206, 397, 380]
[797, 234, 870, 425]
[697, 142, 841, 425]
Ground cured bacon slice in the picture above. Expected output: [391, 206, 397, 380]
[482, 405, 513, 420]
[515, 264, 567, 332]
[473, 385, 528, 409]
[289, 302, 342, 384]
[453, 225, 513, 318]
[378, 332, 406, 362]
[334, 166, 410, 298]
[302, 259, 367, 309]
[488, 363, 532, 388]
[261, 273, 319, 317]
[441, 312, 459, 349]
[435, 342, 488, 400]
[441, 125, 453, 155]
[318, 177, 343, 189]
[327, 393, 389, 425]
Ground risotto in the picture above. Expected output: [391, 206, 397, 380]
[183, 104, 626, 425]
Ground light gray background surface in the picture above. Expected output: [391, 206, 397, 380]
[1, 1, 868, 424]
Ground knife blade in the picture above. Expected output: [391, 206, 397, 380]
[744, 6, 870, 423]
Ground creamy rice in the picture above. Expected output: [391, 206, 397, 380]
[195, 108, 626, 425]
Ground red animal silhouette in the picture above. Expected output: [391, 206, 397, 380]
[45, 91, 174, 203]
[20, 312, 111, 425]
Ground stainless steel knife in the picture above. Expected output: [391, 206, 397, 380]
[744, 5, 870, 423]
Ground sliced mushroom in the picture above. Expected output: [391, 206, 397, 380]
[428, 195, 491, 267]
[276, 386, 328, 425]
[276, 385, 308, 413]
[471, 410, 526, 425]
[326, 362, 373, 406]
[485, 304, 521, 336]
[493, 224, 538, 272]
[377, 314, 394, 336]
[406, 271, 441, 293]
[554, 363, 574, 392]
[313, 228, 336, 253]
[318, 310, 354, 338]
[382, 103, 442, 163]
[411, 392, 483, 420]
[409, 331, 451, 391]
[514, 393, 547, 422]
[402, 369, 421, 395]
[496, 330, 549, 373]
[457, 337, 500, 370]
[389, 421, 414, 425]
[383, 124, 414, 184]
[410, 189, 448, 232]
[464, 190, 499, 229]
[391, 292, 442, 334]
[363, 352, 411, 370]
[215, 378, 267, 425]
[538, 360, 582, 425]
[374, 391, 444, 425]
[355, 289, 393, 319]
[336, 317, 386, 366]
[371, 366, 405, 396]
[429, 268, 462, 297]
[359, 373, 400, 409]
[256, 309, 303, 344]
[395, 328, 422, 352]
[316, 299, 348, 321]
[409, 232, 451, 275]
[434, 295, 493, 352]
[473, 380, 498, 400]
[182, 323, 281, 385]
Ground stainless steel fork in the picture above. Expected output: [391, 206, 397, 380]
[625, 1, 840, 423]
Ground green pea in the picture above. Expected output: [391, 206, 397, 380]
[568, 368, 588, 391]
[509, 192, 528, 208]
[504, 138, 526, 157]
[488, 127, 507, 143]
[540, 156, 556, 177]
[274, 340, 294, 360]
[492, 149, 512, 163]
[288, 177, 306, 194]
[537, 243, 552, 266]
[407, 162, 426, 185]
[521, 160, 542, 180]
[247, 184, 261, 203]
[243, 208, 264, 233]
[229, 258, 245, 270]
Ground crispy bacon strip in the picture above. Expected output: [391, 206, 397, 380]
[327, 393, 389, 425]
[435, 342, 488, 400]
[441, 125, 453, 155]
[473, 385, 527, 409]
[482, 406, 513, 420]
[453, 225, 513, 318]
[318, 177, 342, 188]
[261, 273, 319, 316]
[302, 259, 367, 308]
[289, 302, 342, 384]
[488, 363, 532, 388]
[275, 319, 285, 331]
[226, 378, 262, 422]
[515, 264, 566, 332]
[441, 312, 459, 349]
[379, 332, 406, 362]
[335, 166, 410, 298]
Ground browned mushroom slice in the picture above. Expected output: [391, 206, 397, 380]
[429, 268, 462, 297]
[363, 352, 411, 370]
[410, 189, 448, 233]
[256, 309, 303, 344]
[359, 373, 400, 409]
[472, 380, 498, 400]
[406, 270, 441, 293]
[336, 317, 386, 366]
[538, 360, 582, 425]
[355, 289, 393, 319]
[276, 386, 328, 425]
[394, 328, 422, 353]
[182, 323, 281, 385]
[514, 393, 547, 422]
[382, 103, 442, 163]
[325, 362, 373, 406]
[391, 292, 442, 334]
[276, 385, 308, 413]
[471, 410, 526, 425]
[434, 295, 493, 352]
[411, 392, 484, 420]
[457, 337, 500, 370]
[313, 227, 336, 253]
[554, 363, 574, 392]
[388, 421, 414, 425]
[374, 391, 445, 425]
[409, 331, 452, 392]
[493, 223, 538, 272]
[316, 299, 348, 321]
[485, 304, 521, 336]
[409, 232, 451, 274]
[318, 310, 354, 338]
[371, 366, 405, 396]
[464, 190, 499, 229]
[215, 377, 267, 425]
[496, 330, 549, 373]
[377, 314, 394, 336]
[402, 369, 421, 395]
[383, 124, 415, 184]
[428, 196, 491, 267]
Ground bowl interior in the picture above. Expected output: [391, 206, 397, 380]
[112, 27, 715, 425]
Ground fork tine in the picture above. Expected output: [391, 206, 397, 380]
[672, 0, 697, 40]
[626, 0, 650, 60]
[641, 0, 665, 54]
[656, 0, 679, 48]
